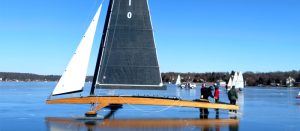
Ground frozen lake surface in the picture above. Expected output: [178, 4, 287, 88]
[0, 82, 300, 130]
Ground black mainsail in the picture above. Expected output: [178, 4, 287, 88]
[91, 0, 163, 93]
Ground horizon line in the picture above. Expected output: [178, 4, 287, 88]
[1, 70, 300, 76]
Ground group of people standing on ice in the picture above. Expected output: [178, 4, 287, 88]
[200, 83, 238, 116]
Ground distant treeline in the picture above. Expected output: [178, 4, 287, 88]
[162, 71, 300, 87]
[0, 72, 93, 82]
[1, 71, 300, 87]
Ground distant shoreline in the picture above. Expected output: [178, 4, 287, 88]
[0, 72, 93, 82]
[0, 81, 299, 89]
[1, 71, 300, 87]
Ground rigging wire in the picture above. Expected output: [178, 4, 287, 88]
[48, 0, 104, 100]
[80, 0, 101, 36]
[119, 96, 182, 113]
[101, 0, 121, 79]
[93, 0, 109, 110]
[82, 0, 104, 110]
[92, 0, 114, 92]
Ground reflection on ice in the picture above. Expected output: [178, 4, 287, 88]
[237, 91, 244, 115]
[46, 104, 239, 131]
[45, 117, 239, 131]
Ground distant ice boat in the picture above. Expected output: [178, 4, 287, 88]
[187, 82, 196, 89]
[235, 72, 244, 91]
[175, 75, 181, 86]
[297, 92, 300, 99]
[175, 75, 186, 88]
[180, 83, 186, 88]
[227, 71, 244, 91]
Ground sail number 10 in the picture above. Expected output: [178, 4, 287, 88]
[127, 0, 132, 19]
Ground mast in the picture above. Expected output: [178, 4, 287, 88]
[90, 0, 114, 95]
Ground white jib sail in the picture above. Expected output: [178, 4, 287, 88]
[236, 72, 244, 89]
[52, 4, 103, 96]
[175, 75, 181, 85]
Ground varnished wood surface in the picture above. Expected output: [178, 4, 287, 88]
[47, 96, 239, 111]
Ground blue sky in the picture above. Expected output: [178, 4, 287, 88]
[0, 0, 299, 75]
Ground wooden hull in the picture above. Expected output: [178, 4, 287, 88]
[296, 96, 300, 99]
[47, 96, 239, 112]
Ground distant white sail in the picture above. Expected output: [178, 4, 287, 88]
[232, 72, 238, 87]
[52, 4, 103, 96]
[227, 77, 233, 88]
[236, 72, 244, 89]
[175, 75, 181, 85]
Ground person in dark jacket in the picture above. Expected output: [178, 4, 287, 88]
[200, 83, 206, 98]
[200, 86, 214, 116]
[228, 86, 238, 113]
